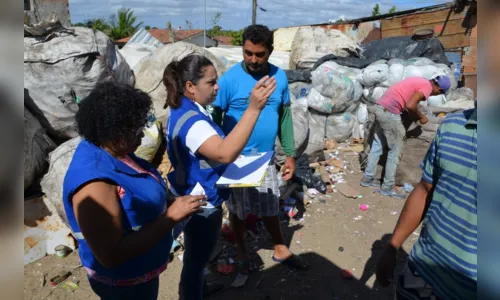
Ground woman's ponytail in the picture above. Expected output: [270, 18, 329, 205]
[163, 60, 182, 109]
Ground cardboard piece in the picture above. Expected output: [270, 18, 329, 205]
[336, 182, 360, 198]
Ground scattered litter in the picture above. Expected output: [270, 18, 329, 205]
[308, 188, 320, 195]
[61, 281, 79, 291]
[357, 195, 363, 199]
[340, 269, 354, 279]
[403, 183, 415, 193]
[412, 232, 420, 236]
[298, 232, 303, 237]
[338, 246, 344, 252]
[50, 271, 71, 286]
[231, 273, 249, 287]
[178, 253, 184, 262]
[299, 218, 305, 223]
[353, 215, 363, 221]
[54, 245, 70, 259]
[359, 204, 368, 211]
[391, 211, 398, 215]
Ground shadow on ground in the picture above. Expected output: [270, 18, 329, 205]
[209, 233, 409, 300]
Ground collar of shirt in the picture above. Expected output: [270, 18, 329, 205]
[465, 103, 477, 127]
[192, 100, 213, 120]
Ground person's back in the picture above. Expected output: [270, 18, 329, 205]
[377, 77, 433, 114]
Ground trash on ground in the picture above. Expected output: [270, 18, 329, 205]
[359, 204, 368, 211]
[353, 215, 363, 221]
[336, 182, 360, 198]
[50, 271, 71, 286]
[338, 246, 344, 252]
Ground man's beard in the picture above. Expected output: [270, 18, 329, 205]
[246, 62, 269, 75]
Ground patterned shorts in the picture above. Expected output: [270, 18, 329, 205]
[226, 165, 281, 220]
[395, 262, 440, 300]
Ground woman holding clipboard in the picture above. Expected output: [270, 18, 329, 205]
[163, 54, 275, 299]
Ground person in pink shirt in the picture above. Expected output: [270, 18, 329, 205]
[360, 75, 451, 199]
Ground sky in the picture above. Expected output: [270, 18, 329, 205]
[69, 0, 450, 31]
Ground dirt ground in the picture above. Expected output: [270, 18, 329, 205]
[24, 151, 420, 300]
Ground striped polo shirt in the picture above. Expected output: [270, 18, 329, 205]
[409, 107, 477, 300]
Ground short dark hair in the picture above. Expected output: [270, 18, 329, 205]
[75, 81, 152, 147]
[163, 55, 214, 109]
[243, 24, 273, 52]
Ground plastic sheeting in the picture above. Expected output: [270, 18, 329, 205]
[134, 42, 227, 125]
[119, 43, 157, 69]
[24, 106, 57, 190]
[24, 27, 135, 141]
[206, 47, 290, 70]
[312, 36, 450, 70]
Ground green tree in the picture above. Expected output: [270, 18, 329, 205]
[144, 25, 151, 30]
[207, 25, 223, 37]
[108, 8, 143, 41]
[388, 6, 397, 14]
[230, 29, 244, 46]
[87, 17, 111, 32]
[372, 4, 381, 16]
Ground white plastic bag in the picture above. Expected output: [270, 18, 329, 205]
[134, 120, 162, 162]
[326, 112, 356, 142]
[360, 63, 390, 87]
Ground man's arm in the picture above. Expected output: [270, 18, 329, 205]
[278, 103, 296, 158]
[389, 180, 433, 249]
[406, 91, 427, 121]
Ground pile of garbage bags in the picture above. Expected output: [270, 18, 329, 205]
[359, 57, 458, 105]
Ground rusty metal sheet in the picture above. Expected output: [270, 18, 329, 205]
[314, 21, 381, 44]
[24, 196, 76, 265]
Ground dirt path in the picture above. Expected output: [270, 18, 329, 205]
[24, 155, 419, 300]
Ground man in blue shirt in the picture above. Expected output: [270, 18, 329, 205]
[212, 25, 307, 274]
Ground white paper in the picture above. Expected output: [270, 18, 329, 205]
[191, 182, 214, 208]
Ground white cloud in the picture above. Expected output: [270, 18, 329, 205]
[69, 0, 449, 30]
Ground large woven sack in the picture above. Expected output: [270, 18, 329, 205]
[290, 27, 360, 70]
[134, 42, 227, 125]
[24, 27, 135, 141]
[326, 112, 356, 142]
[24, 106, 57, 190]
[41, 137, 81, 227]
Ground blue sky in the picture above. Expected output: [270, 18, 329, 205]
[69, 0, 449, 30]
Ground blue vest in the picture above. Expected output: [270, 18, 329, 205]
[166, 97, 229, 206]
[62, 139, 172, 281]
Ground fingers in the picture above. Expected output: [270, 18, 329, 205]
[254, 75, 270, 89]
[262, 82, 277, 99]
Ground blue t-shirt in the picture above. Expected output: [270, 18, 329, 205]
[214, 62, 290, 154]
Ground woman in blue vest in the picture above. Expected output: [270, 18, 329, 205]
[62, 82, 207, 300]
[163, 55, 276, 299]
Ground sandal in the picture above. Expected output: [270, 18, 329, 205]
[271, 254, 309, 271]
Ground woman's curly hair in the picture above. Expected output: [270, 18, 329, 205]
[75, 81, 152, 147]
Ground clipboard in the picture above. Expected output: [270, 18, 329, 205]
[215, 151, 275, 188]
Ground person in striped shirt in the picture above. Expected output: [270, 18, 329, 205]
[376, 104, 477, 300]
